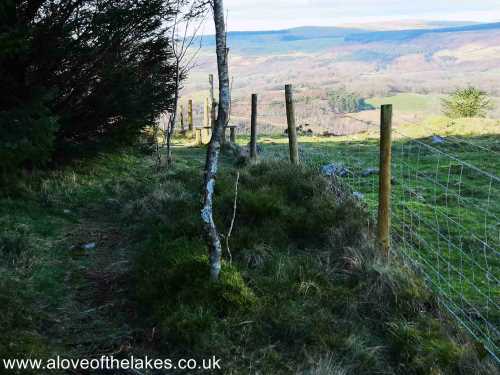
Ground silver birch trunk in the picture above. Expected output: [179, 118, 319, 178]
[201, 0, 230, 281]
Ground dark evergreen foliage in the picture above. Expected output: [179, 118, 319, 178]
[0, 0, 178, 171]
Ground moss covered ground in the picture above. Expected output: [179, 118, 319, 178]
[0, 140, 498, 374]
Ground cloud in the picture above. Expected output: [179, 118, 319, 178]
[205, 0, 500, 32]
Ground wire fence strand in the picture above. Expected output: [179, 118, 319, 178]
[245, 97, 500, 363]
[179, 93, 499, 362]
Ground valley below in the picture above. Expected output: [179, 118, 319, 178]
[181, 21, 500, 135]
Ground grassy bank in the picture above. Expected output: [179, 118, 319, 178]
[0, 143, 497, 373]
[254, 118, 500, 357]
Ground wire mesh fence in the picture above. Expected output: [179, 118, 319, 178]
[222, 93, 500, 363]
[178, 89, 499, 360]
[390, 129, 500, 362]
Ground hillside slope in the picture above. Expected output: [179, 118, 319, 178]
[1, 144, 497, 374]
[198, 22, 500, 54]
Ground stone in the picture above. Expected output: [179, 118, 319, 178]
[321, 163, 349, 177]
[82, 242, 96, 250]
[353, 192, 364, 200]
[432, 135, 445, 144]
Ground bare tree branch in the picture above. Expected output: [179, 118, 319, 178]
[164, 0, 208, 166]
[225, 171, 240, 264]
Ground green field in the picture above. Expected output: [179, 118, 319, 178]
[253, 121, 500, 357]
[367, 93, 444, 113]
[366, 93, 500, 118]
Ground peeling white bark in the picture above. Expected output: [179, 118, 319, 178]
[201, 0, 231, 281]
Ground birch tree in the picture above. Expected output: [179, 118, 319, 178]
[201, 0, 230, 280]
[164, 1, 206, 166]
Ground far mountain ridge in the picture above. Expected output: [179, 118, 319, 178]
[199, 22, 500, 55]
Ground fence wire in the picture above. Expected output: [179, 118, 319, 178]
[391, 126, 499, 362]
[237, 96, 500, 363]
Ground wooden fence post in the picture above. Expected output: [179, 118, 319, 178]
[285, 84, 299, 164]
[204, 97, 211, 142]
[250, 94, 258, 161]
[377, 104, 393, 257]
[229, 127, 236, 143]
[195, 128, 202, 146]
[188, 100, 193, 134]
[209, 74, 217, 128]
[180, 104, 185, 132]
[204, 97, 210, 128]
[209, 74, 214, 101]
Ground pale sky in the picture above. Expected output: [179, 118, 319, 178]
[202, 0, 500, 32]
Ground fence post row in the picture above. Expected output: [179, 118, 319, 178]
[179, 104, 184, 132]
[203, 97, 211, 142]
[285, 84, 299, 165]
[229, 126, 236, 143]
[188, 99, 193, 134]
[377, 104, 393, 257]
[209, 74, 217, 129]
[195, 128, 202, 146]
[250, 93, 258, 161]
[204, 97, 210, 129]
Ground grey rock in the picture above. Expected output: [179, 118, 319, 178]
[432, 135, 445, 144]
[321, 163, 350, 177]
[353, 192, 364, 200]
[82, 242, 96, 250]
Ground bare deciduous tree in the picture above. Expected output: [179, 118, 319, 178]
[201, 0, 230, 280]
[163, 1, 206, 166]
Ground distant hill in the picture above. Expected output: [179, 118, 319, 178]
[185, 19, 500, 115]
[199, 22, 500, 55]
[200, 26, 366, 54]
[341, 20, 480, 31]
[346, 22, 500, 43]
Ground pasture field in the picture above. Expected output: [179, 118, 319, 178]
[366, 93, 444, 113]
[366, 94, 500, 117]
[253, 119, 500, 356]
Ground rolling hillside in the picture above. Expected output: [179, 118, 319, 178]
[198, 22, 500, 55]
[345, 22, 500, 43]
[183, 20, 500, 133]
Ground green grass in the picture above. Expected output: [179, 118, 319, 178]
[366, 93, 500, 118]
[252, 119, 500, 358]
[0, 140, 497, 373]
[132, 153, 494, 373]
[0, 150, 159, 373]
[367, 93, 444, 113]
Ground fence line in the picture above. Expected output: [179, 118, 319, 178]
[243, 93, 500, 363]
[179, 88, 499, 362]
